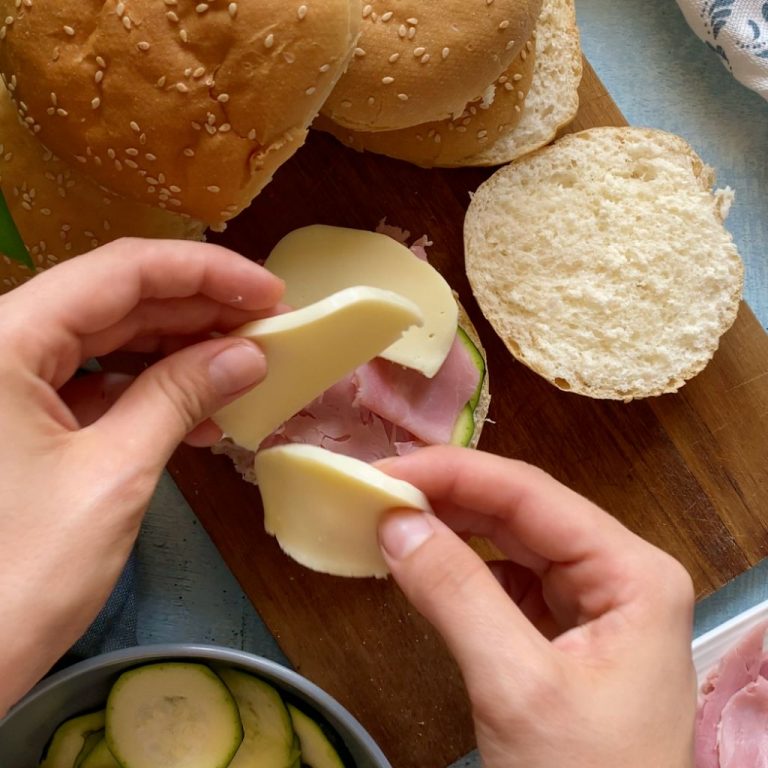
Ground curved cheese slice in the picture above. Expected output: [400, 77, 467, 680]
[256, 444, 432, 578]
[265, 225, 458, 378]
[212, 287, 423, 451]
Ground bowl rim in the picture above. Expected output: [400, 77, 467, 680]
[2, 643, 391, 768]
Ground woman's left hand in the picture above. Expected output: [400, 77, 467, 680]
[0, 238, 284, 714]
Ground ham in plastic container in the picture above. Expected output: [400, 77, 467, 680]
[695, 620, 768, 767]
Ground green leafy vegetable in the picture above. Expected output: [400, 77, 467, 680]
[0, 189, 33, 269]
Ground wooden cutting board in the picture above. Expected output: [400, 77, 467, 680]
[165, 60, 768, 768]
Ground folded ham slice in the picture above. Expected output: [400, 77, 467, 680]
[354, 334, 480, 445]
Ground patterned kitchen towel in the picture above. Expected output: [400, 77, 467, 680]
[677, 0, 768, 100]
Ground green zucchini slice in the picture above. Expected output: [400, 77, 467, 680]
[216, 668, 299, 768]
[39, 710, 105, 768]
[287, 705, 345, 768]
[105, 662, 242, 768]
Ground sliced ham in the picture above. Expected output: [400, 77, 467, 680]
[260, 375, 427, 463]
[718, 676, 768, 767]
[354, 334, 480, 445]
[695, 621, 768, 768]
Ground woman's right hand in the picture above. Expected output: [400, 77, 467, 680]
[378, 446, 697, 768]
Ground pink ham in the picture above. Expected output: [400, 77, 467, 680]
[718, 676, 768, 767]
[695, 622, 768, 768]
[354, 334, 480, 445]
[260, 375, 426, 463]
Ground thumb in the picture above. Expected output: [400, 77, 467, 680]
[379, 510, 553, 702]
[92, 337, 266, 468]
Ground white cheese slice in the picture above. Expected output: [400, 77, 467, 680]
[255, 444, 432, 578]
[265, 225, 458, 378]
[212, 287, 423, 451]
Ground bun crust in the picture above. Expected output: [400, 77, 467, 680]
[464, 127, 744, 401]
[0, 83, 203, 293]
[322, 0, 542, 131]
[0, 0, 361, 227]
[459, 0, 581, 167]
[314, 40, 536, 167]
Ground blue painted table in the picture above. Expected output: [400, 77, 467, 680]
[136, 2, 768, 765]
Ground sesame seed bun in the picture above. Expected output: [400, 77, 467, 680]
[0, 0, 361, 228]
[321, 0, 542, 132]
[0, 82, 204, 293]
[313, 37, 536, 168]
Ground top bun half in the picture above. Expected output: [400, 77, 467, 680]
[322, 0, 542, 131]
[0, 0, 361, 228]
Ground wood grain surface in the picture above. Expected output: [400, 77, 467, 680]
[164, 60, 768, 768]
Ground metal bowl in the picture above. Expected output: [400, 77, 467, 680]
[0, 644, 391, 768]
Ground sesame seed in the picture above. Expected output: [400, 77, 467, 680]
[176, 82, 189, 92]
[56, 108, 68, 117]
[319, 64, 330, 73]
[397, 93, 408, 101]
[514, 104, 521, 113]
[506, 39, 516, 50]
[179, 28, 188, 42]
[382, 76, 394, 85]
[340, 99, 352, 108]
[217, 93, 230, 103]
[196, 2, 208, 12]
[381, 11, 393, 21]
[367, 96, 375, 105]
[397, 24, 406, 38]
[421, 53, 430, 63]
[442, 47, 450, 59]
[498, 20, 510, 30]
[50, 92, 57, 105]
[183, 148, 195, 157]
[206, 185, 221, 193]
[265, 33, 274, 48]
[219, 123, 231, 132]
[504, 82, 514, 92]
[145, 153, 157, 161]
[477, 130, 488, 139]
[137, 41, 150, 51]
[297, 4, 307, 20]
[91, 97, 101, 109]
[408, 27, 416, 39]
[305, 86, 316, 96]
[116, 2, 125, 16]
[388, 53, 400, 63]
[228, 2, 237, 17]
[362, 5, 372, 18]
[130, 121, 140, 132]
[122, 15, 131, 30]
[63, 25, 75, 36]
[166, 11, 179, 22]
[354, 47, 366, 57]
[406, 17, 418, 24]
[193, 67, 206, 78]
[169, 185, 181, 193]
[513, 73, 523, 81]
[95, 70, 104, 84]
[248, 129, 256, 140]
[520, 49, 527, 60]
[413, 46, 426, 57]
[156, 76, 167, 87]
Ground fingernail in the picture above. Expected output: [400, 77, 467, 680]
[209, 342, 266, 396]
[379, 511, 434, 560]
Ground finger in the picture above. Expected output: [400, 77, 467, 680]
[90, 337, 266, 468]
[78, 296, 273, 365]
[183, 419, 224, 448]
[59, 373, 135, 427]
[379, 447, 654, 625]
[4, 238, 284, 379]
[378, 510, 556, 706]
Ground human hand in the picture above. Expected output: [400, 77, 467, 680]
[378, 446, 696, 768]
[0, 239, 283, 713]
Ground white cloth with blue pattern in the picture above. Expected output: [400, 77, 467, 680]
[676, 0, 768, 100]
